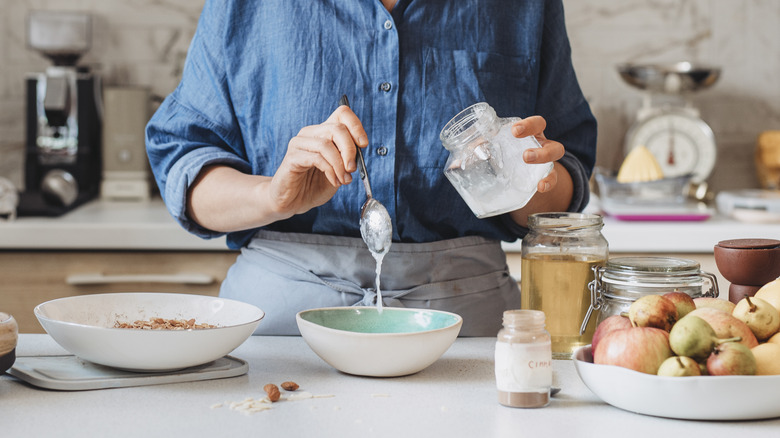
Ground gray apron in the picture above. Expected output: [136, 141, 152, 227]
[219, 230, 520, 336]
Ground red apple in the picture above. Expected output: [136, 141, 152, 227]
[594, 326, 673, 374]
[663, 291, 696, 319]
[706, 342, 757, 376]
[592, 314, 633, 353]
[628, 295, 678, 331]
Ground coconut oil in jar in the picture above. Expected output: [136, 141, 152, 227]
[439, 103, 553, 218]
[520, 213, 608, 360]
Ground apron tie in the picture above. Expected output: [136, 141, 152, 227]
[316, 270, 510, 308]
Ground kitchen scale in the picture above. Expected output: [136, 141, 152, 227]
[618, 62, 721, 185]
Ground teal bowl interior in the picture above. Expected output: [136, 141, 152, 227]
[299, 307, 460, 334]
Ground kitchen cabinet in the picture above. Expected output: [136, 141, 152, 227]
[1, 250, 237, 333]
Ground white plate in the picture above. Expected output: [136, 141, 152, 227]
[35, 293, 264, 372]
[573, 345, 780, 420]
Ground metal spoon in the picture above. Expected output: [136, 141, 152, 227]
[338, 95, 392, 254]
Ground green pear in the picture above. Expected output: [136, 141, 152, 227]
[668, 315, 740, 361]
[657, 356, 701, 377]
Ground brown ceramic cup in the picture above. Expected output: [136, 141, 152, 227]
[714, 238, 780, 303]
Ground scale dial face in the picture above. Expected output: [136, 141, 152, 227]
[624, 111, 716, 183]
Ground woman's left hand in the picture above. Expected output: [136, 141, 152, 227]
[507, 115, 573, 227]
[511, 116, 565, 194]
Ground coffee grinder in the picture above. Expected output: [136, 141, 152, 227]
[18, 11, 102, 216]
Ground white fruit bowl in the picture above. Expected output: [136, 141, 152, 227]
[35, 293, 264, 372]
[573, 345, 780, 420]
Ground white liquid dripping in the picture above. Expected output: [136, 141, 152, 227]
[370, 250, 386, 313]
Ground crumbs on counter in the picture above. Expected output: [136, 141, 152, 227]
[213, 381, 334, 415]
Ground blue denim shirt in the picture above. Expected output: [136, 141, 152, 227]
[146, 0, 597, 250]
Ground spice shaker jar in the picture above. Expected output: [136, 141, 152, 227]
[520, 213, 608, 360]
[439, 102, 553, 218]
[495, 309, 552, 408]
[580, 256, 719, 333]
[0, 312, 18, 374]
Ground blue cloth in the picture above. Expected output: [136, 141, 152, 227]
[146, 0, 597, 250]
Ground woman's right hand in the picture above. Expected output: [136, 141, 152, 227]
[269, 104, 369, 217]
[186, 105, 368, 233]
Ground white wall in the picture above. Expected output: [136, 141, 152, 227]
[1, 0, 778, 194]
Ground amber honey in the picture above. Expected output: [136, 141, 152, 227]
[520, 254, 604, 360]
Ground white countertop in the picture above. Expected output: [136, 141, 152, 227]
[0, 198, 227, 251]
[503, 214, 780, 253]
[2, 334, 778, 438]
[1, 198, 778, 252]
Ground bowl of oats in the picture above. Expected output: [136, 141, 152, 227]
[34, 292, 264, 372]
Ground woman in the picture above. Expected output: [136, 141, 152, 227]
[146, 0, 597, 336]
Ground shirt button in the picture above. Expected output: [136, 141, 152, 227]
[380, 82, 392, 92]
[377, 146, 388, 156]
[383, 20, 393, 30]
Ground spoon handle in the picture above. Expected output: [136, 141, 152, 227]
[338, 95, 372, 198]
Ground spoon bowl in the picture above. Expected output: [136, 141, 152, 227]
[360, 198, 392, 254]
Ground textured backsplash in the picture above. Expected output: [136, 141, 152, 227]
[1, 0, 778, 195]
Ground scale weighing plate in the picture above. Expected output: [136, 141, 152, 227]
[8, 354, 248, 391]
[619, 62, 721, 184]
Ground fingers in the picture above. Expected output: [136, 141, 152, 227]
[537, 165, 557, 193]
[330, 105, 369, 172]
[289, 126, 353, 186]
[511, 115, 547, 138]
[510, 115, 562, 193]
[524, 138, 565, 164]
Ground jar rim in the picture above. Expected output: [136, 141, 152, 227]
[502, 309, 545, 327]
[527, 212, 604, 230]
[439, 102, 497, 150]
[603, 256, 700, 275]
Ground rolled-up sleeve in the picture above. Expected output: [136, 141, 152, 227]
[145, 0, 249, 239]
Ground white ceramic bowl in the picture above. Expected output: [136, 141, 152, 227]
[573, 345, 780, 420]
[296, 307, 462, 377]
[35, 293, 264, 372]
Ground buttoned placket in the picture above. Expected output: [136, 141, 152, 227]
[369, 10, 400, 239]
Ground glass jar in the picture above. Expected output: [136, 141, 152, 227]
[581, 256, 719, 331]
[495, 310, 552, 408]
[520, 213, 608, 360]
[439, 102, 553, 218]
[0, 312, 18, 374]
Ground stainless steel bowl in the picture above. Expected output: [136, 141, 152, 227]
[617, 62, 721, 94]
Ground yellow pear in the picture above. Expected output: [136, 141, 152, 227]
[755, 277, 780, 314]
[751, 343, 780, 375]
[693, 297, 736, 314]
[732, 296, 780, 341]
[767, 332, 780, 345]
